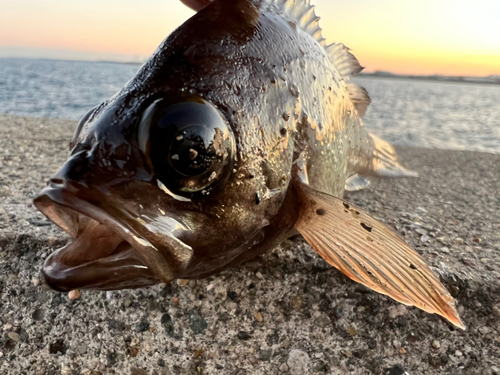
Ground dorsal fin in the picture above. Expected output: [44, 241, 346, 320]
[265, 0, 371, 117]
[327, 43, 364, 77]
[264, 0, 327, 47]
[327, 42, 371, 116]
[346, 83, 371, 117]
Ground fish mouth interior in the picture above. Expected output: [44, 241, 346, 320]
[35, 196, 159, 292]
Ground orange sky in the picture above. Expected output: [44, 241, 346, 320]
[0, 0, 499, 76]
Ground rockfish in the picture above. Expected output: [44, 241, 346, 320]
[34, 0, 464, 328]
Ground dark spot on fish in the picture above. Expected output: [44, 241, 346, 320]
[255, 193, 261, 205]
[343, 202, 350, 209]
[410, 264, 418, 270]
[316, 209, 326, 216]
[288, 21, 297, 30]
[282, 113, 290, 121]
[189, 149, 198, 160]
[50, 178, 64, 185]
[312, 75, 316, 80]
[248, 173, 255, 179]
[366, 236, 374, 242]
[280, 128, 287, 137]
[360, 223, 372, 232]
[289, 84, 299, 98]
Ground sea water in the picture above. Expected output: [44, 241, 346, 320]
[1, 58, 499, 154]
[355, 76, 500, 154]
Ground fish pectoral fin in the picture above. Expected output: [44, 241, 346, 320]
[345, 174, 371, 192]
[293, 179, 465, 329]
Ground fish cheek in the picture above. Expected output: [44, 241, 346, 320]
[197, 180, 266, 246]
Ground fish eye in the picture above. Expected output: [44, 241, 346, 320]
[138, 97, 235, 195]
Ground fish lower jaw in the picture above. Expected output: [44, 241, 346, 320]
[42, 238, 158, 291]
[34, 191, 159, 291]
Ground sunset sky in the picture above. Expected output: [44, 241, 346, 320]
[0, 0, 498, 76]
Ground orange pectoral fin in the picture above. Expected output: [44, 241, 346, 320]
[293, 179, 465, 330]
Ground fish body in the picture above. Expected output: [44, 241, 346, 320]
[33, 0, 464, 328]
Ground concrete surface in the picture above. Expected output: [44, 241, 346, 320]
[0, 115, 499, 375]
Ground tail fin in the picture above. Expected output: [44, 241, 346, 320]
[327, 44, 415, 178]
[368, 134, 418, 177]
[348, 132, 418, 180]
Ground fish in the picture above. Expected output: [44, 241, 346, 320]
[33, 0, 464, 329]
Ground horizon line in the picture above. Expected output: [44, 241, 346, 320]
[1, 55, 499, 81]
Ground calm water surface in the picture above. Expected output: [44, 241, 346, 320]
[355, 76, 500, 154]
[1, 58, 499, 153]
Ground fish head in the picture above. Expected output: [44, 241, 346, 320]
[34, 83, 290, 292]
[34, 1, 297, 291]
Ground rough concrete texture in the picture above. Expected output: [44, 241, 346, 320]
[0, 115, 499, 375]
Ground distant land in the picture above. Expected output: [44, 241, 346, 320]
[2, 56, 499, 85]
[111, 60, 500, 86]
[360, 71, 500, 85]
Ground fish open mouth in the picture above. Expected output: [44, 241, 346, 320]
[34, 186, 161, 291]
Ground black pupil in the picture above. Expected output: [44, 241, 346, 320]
[169, 126, 220, 176]
[144, 100, 233, 194]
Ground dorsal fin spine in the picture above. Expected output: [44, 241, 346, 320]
[266, 0, 322, 43]
[326, 43, 335, 53]
[308, 18, 321, 32]
[265, 0, 371, 117]
[301, 5, 315, 20]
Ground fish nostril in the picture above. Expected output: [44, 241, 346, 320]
[49, 178, 65, 185]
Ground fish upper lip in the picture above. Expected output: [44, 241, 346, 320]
[34, 181, 193, 290]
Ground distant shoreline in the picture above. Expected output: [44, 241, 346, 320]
[1, 56, 499, 86]
[104, 60, 500, 86]
[359, 72, 500, 86]
[103, 63, 500, 87]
